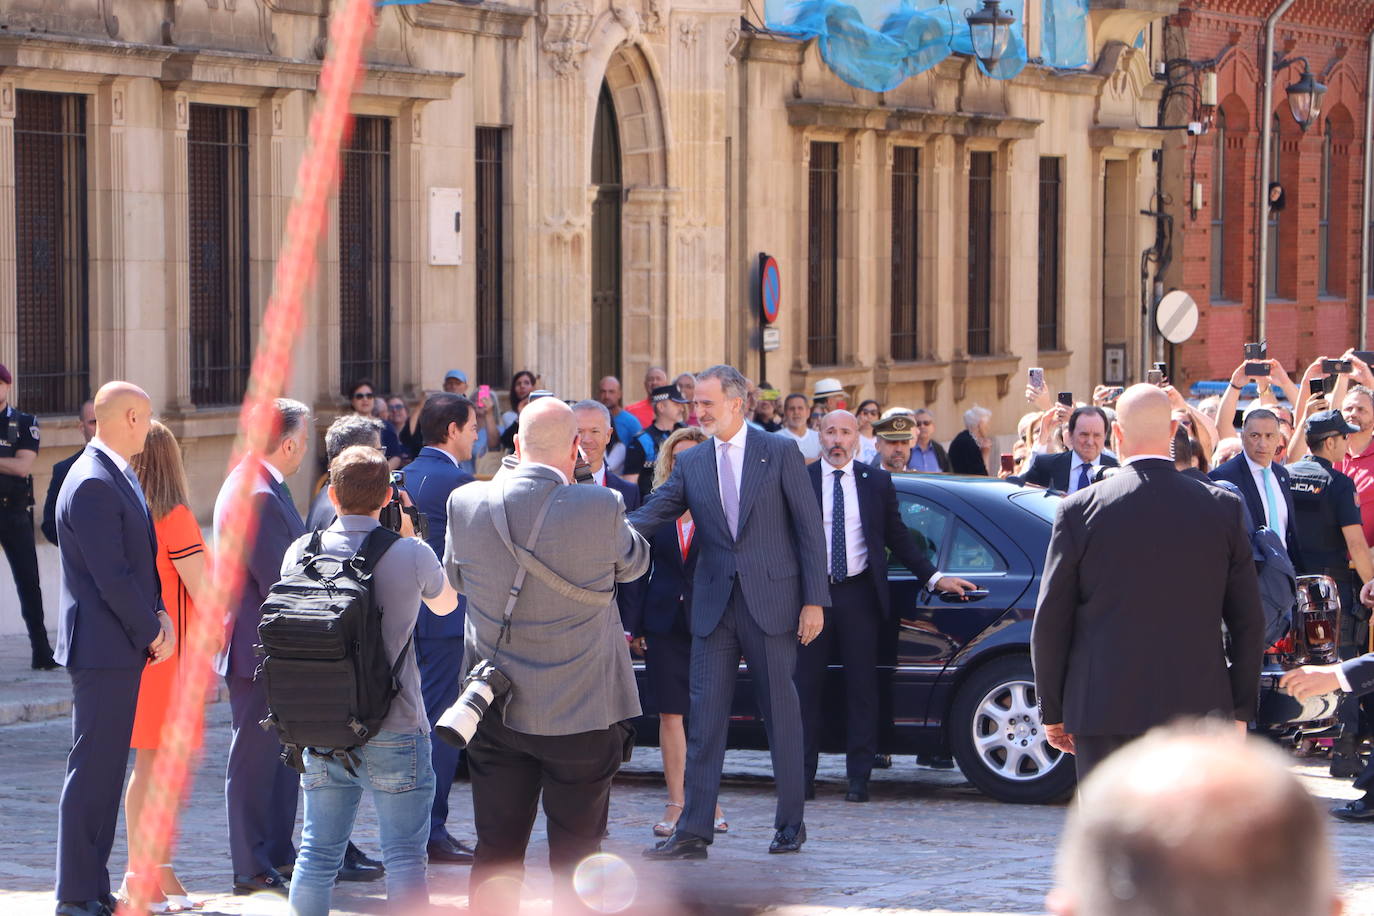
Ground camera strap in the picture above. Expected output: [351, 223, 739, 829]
[486, 479, 614, 647]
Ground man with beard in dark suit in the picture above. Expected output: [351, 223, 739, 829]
[1032, 384, 1265, 779]
[796, 410, 974, 802]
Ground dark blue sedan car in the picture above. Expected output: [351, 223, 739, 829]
[632, 473, 1338, 804]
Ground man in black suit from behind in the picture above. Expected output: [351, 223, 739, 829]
[1209, 407, 1304, 574]
[1014, 406, 1118, 493]
[795, 410, 974, 802]
[1032, 385, 1265, 779]
[42, 399, 96, 547]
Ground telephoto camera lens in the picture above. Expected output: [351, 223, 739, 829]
[435, 660, 512, 748]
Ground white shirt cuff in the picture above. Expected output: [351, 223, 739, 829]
[927, 571, 944, 591]
[1335, 664, 1354, 693]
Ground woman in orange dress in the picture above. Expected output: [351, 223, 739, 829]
[119, 421, 210, 912]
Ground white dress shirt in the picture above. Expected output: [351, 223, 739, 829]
[822, 460, 868, 576]
[590, 465, 609, 487]
[714, 422, 748, 506]
[777, 425, 821, 461]
[1245, 454, 1288, 544]
[89, 436, 132, 476]
[422, 444, 462, 468]
[1067, 452, 1100, 494]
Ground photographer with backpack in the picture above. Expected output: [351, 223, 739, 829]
[267, 445, 460, 916]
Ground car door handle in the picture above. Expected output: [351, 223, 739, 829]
[935, 589, 989, 603]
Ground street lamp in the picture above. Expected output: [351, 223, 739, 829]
[1284, 65, 1327, 131]
[966, 0, 1015, 71]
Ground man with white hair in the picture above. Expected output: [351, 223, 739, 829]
[1032, 385, 1265, 778]
[947, 406, 992, 475]
[1047, 721, 1339, 916]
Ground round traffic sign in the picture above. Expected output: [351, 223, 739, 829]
[760, 255, 781, 324]
[1156, 290, 1198, 344]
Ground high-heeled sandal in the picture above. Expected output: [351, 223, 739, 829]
[115, 873, 183, 914]
[653, 802, 684, 837]
[158, 863, 205, 911]
[714, 812, 729, 833]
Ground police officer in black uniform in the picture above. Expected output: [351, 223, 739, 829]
[1290, 409, 1374, 776]
[637, 384, 688, 499]
[0, 365, 54, 669]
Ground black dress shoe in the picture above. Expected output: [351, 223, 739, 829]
[917, 754, 955, 769]
[768, 823, 806, 854]
[642, 831, 709, 860]
[338, 841, 385, 882]
[1331, 754, 1364, 779]
[845, 779, 870, 803]
[54, 901, 110, 916]
[233, 868, 290, 896]
[32, 656, 59, 670]
[873, 753, 892, 769]
[427, 835, 476, 864]
[1331, 798, 1374, 822]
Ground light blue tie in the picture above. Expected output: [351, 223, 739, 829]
[1262, 466, 1280, 530]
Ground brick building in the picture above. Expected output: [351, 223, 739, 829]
[1161, 0, 1374, 384]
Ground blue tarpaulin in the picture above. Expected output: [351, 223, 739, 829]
[764, 0, 1091, 92]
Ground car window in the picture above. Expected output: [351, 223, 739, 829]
[890, 493, 951, 575]
[945, 522, 1008, 574]
[1009, 489, 1060, 524]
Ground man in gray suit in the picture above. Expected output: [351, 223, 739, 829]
[633, 364, 829, 859]
[443, 396, 649, 915]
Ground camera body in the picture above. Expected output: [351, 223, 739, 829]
[378, 471, 430, 540]
[435, 659, 512, 748]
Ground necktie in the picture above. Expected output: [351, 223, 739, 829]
[1076, 462, 1091, 492]
[1262, 466, 1281, 529]
[718, 442, 739, 538]
[831, 469, 848, 582]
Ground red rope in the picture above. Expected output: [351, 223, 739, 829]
[118, 1, 378, 911]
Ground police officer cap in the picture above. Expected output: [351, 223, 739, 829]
[651, 385, 688, 404]
[1306, 409, 1358, 440]
[874, 415, 916, 442]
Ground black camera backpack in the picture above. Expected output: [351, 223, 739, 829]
[257, 526, 407, 772]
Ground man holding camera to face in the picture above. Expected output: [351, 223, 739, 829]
[441, 396, 649, 915]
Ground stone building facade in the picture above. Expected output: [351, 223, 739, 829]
[0, 0, 1175, 635]
[1160, 0, 1374, 383]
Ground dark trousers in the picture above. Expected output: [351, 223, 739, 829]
[680, 586, 805, 841]
[466, 714, 624, 915]
[0, 508, 51, 662]
[417, 635, 466, 843]
[225, 674, 300, 876]
[1074, 734, 1136, 783]
[796, 575, 881, 783]
[55, 666, 142, 901]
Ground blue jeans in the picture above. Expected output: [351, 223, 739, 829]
[288, 731, 436, 916]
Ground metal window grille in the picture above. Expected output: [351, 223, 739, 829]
[339, 116, 392, 393]
[1319, 120, 1331, 297]
[807, 141, 839, 366]
[590, 85, 622, 389]
[475, 127, 507, 386]
[14, 90, 88, 415]
[188, 104, 251, 406]
[967, 152, 993, 356]
[1210, 109, 1227, 299]
[1037, 157, 1062, 352]
[890, 146, 920, 361]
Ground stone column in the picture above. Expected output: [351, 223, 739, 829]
[90, 79, 130, 385]
[0, 79, 16, 393]
[163, 89, 192, 411]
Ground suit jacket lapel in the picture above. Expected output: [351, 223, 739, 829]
[855, 465, 881, 549]
[734, 427, 768, 535]
[90, 447, 156, 547]
[690, 444, 732, 540]
[1234, 459, 1266, 526]
[1054, 453, 1071, 492]
[809, 460, 823, 505]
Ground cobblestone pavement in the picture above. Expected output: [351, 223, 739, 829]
[5, 699, 1374, 915]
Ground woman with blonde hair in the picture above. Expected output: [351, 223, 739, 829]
[628, 426, 727, 836]
[118, 421, 211, 912]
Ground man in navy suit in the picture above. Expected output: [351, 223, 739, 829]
[403, 393, 480, 863]
[797, 410, 975, 802]
[633, 365, 828, 859]
[1209, 407, 1304, 574]
[54, 381, 171, 916]
[214, 398, 310, 897]
[1014, 406, 1118, 493]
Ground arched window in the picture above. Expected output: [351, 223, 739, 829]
[1210, 109, 1227, 299]
[1320, 119, 1333, 296]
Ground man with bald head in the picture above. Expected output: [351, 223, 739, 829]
[1031, 384, 1265, 779]
[796, 410, 974, 801]
[626, 365, 670, 427]
[443, 395, 649, 913]
[55, 381, 172, 916]
[1049, 721, 1339, 916]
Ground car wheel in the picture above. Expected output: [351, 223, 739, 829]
[948, 655, 1076, 804]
